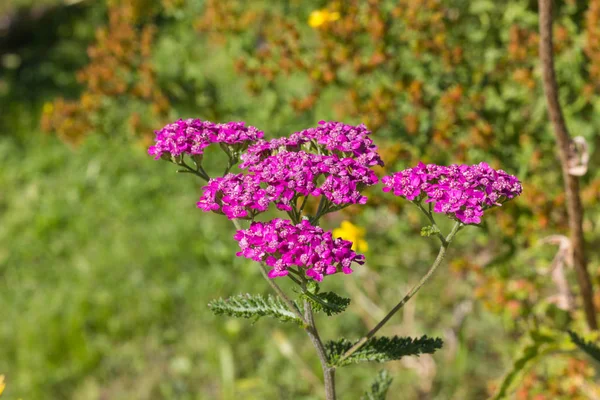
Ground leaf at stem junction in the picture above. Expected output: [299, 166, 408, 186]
[208, 293, 303, 325]
[326, 335, 443, 367]
[301, 291, 351, 316]
[420, 225, 441, 237]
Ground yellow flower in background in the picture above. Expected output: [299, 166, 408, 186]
[0, 374, 5, 396]
[308, 9, 340, 28]
[42, 102, 54, 115]
[333, 221, 369, 253]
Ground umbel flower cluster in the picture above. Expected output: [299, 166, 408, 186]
[240, 120, 383, 169]
[148, 119, 264, 160]
[149, 119, 522, 280]
[198, 121, 381, 220]
[382, 162, 523, 224]
[198, 152, 378, 218]
[234, 219, 365, 281]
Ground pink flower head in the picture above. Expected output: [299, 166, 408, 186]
[382, 162, 522, 224]
[148, 119, 264, 160]
[234, 219, 365, 281]
[240, 121, 383, 169]
[294, 121, 384, 167]
[198, 151, 379, 219]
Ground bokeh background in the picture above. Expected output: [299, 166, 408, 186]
[1, 0, 600, 399]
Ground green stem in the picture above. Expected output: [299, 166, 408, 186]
[304, 299, 337, 400]
[416, 201, 446, 245]
[311, 196, 328, 224]
[287, 273, 302, 286]
[335, 221, 462, 366]
[179, 160, 209, 181]
[298, 196, 309, 217]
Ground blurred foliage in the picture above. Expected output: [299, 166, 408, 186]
[40, 1, 170, 144]
[1, 0, 600, 398]
[361, 370, 393, 400]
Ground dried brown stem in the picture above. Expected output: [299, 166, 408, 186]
[538, 0, 597, 330]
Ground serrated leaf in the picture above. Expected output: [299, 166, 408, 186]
[326, 335, 443, 367]
[208, 294, 303, 325]
[302, 291, 351, 316]
[361, 370, 393, 400]
[569, 330, 600, 363]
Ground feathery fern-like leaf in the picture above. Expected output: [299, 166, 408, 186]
[208, 293, 303, 325]
[326, 335, 443, 367]
[361, 370, 393, 400]
[302, 291, 351, 316]
[569, 330, 600, 363]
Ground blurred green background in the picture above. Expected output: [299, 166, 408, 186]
[1, 0, 600, 399]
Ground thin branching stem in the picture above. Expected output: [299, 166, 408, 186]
[416, 201, 447, 245]
[287, 273, 302, 286]
[299, 195, 309, 216]
[179, 159, 210, 181]
[305, 299, 337, 400]
[311, 196, 328, 224]
[336, 221, 462, 366]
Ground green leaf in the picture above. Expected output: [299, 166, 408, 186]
[326, 335, 443, 367]
[208, 294, 303, 325]
[302, 291, 351, 316]
[492, 330, 561, 400]
[305, 280, 319, 294]
[361, 370, 393, 400]
[420, 225, 440, 237]
[569, 330, 600, 363]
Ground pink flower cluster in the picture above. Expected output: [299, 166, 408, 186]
[148, 119, 264, 160]
[151, 118, 523, 281]
[197, 173, 269, 219]
[296, 120, 384, 167]
[234, 219, 365, 281]
[382, 162, 522, 224]
[240, 121, 383, 169]
[197, 151, 378, 219]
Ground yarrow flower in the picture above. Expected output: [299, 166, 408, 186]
[293, 121, 384, 167]
[382, 162, 523, 224]
[234, 219, 365, 281]
[198, 151, 379, 219]
[240, 121, 383, 169]
[148, 119, 264, 160]
[197, 173, 269, 219]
